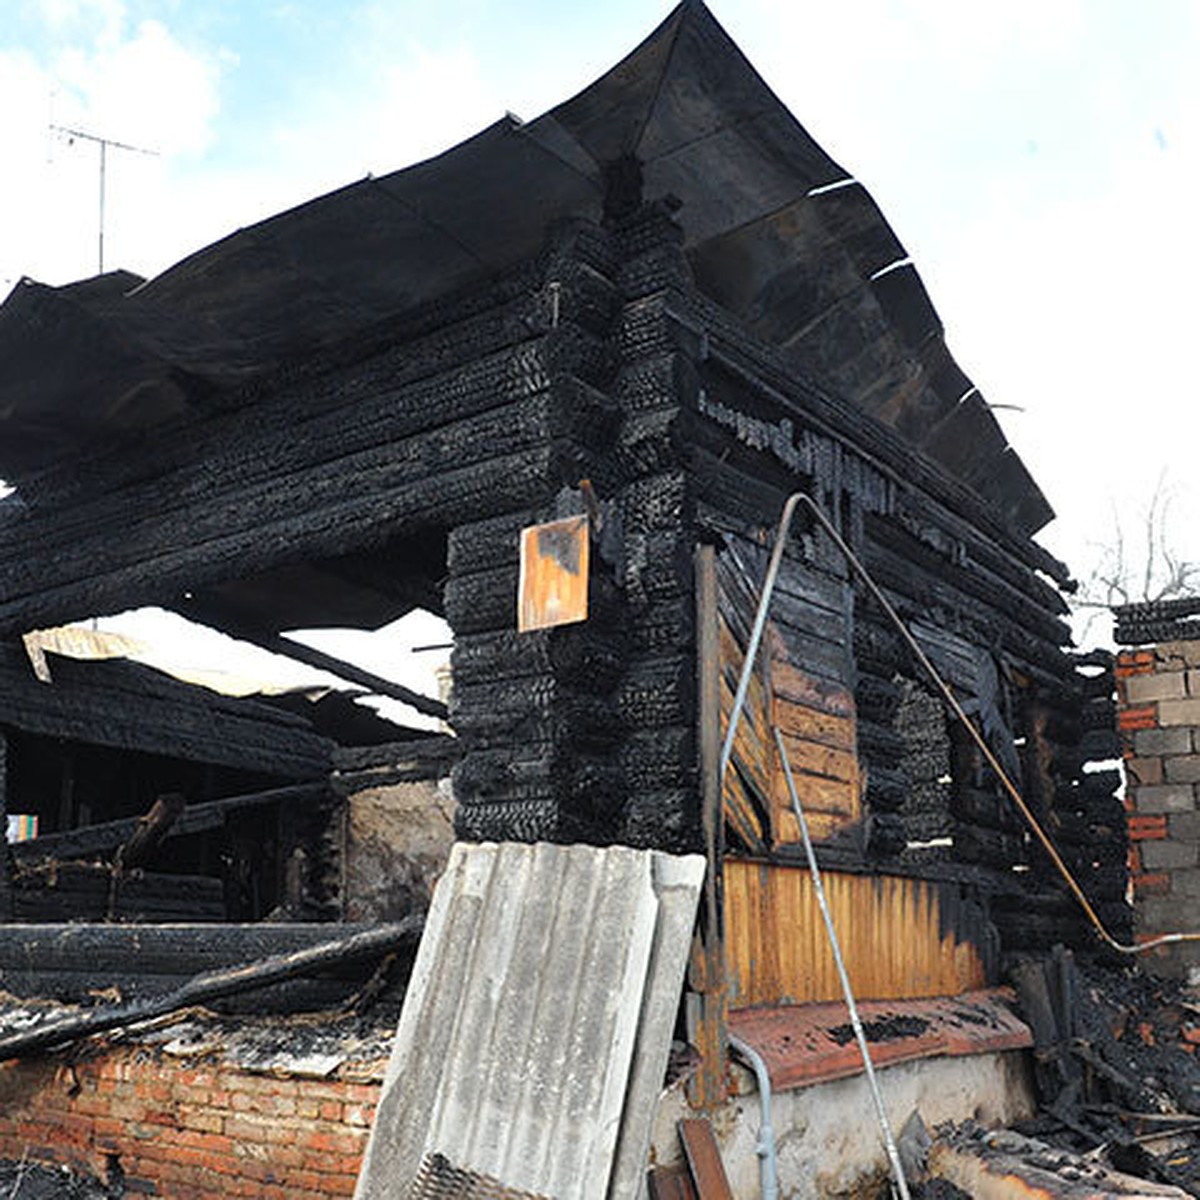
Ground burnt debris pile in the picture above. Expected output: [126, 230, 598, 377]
[1013, 947, 1200, 1195]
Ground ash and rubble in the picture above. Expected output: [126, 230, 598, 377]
[1006, 951, 1200, 1195]
[0, 1159, 113, 1200]
[905, 949, 1200, 1197]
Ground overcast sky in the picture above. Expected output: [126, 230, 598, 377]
[2, 0, 1198, 647]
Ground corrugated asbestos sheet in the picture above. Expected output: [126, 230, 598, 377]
[355, 842, 705, 1200]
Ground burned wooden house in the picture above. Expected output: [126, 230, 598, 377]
[0, 3, 1131, 1191]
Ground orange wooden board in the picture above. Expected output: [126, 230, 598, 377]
[724, 862, 987, 1007]
[517, 516, 589, 632]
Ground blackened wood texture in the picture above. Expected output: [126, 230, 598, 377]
[10, 782, 325, 865]
[0, 644, 331, 780]
[0, 919, 422, 1060]
[0, 730, 9, 919]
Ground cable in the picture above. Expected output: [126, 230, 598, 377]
[774, 724, 912, 1200]
[725, 490, 1200, 961]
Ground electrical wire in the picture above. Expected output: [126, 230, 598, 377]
[788, 491, 1200, 957]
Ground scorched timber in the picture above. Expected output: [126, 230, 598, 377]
[0, 647, 331, 778]
[0, 445, 560, 636]
[0, 919, 422, 1061]
[9, 782, 326, 865]
[178, 603, 448, 720]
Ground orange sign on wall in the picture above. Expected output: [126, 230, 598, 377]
[517, 516, 590, 632]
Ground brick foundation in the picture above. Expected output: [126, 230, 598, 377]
[1117, 640, 1200, 977]
[0, 1043, 383, 1198]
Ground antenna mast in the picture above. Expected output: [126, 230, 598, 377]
[50, 124, 159, 274]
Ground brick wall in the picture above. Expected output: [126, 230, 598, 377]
[1117, 641, 1200, 977]
[0, 1043, 383, 1198]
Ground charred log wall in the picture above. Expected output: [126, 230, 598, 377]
[0, 729, 9, 920]
[450, 207, 703, 852]
[670, 283, 1125, 957]
[0, 256, 576, 636]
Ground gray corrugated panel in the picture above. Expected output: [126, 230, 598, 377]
[355, 842, 705, 1200]
[608, 852, 708, 1200]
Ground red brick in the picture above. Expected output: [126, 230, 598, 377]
[1133, 872, 1171, 896]
[339, 1082, 383, 1105]
[1119, 705, 1158, 731]
[1117, 651, 1155, 678]
[1129, 815, 1168, 841]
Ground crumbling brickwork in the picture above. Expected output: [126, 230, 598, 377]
[1117, 640, 1200, 977]
[0, 1044, 382, 1198]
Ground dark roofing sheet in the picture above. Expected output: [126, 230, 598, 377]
[0, 0, 1051, 536]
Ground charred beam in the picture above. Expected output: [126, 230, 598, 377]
[11, 782, 325, 864]
[0, 918, 423, 1061]
[178, 598, 448, 721]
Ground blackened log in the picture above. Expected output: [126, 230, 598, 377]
[0, 919, 422, 1061]
[0, 730, 9, 919]
[332, 735, 460, 777]
[451, 629, 626, 692]
[618, 657, 694, 729]
[13, 864, 226, 923]
[0, 921, 407, 982]
[456, 796, 558, 843]
[688, 316, 1069, 584]
[11, 783, 325, 865]
[954, 824, 1026, 867]
[1, 436, 558, 639]
[452, 686, 625, 749]
[446, 507, 541, 575]
[0, 647, 332, 780]
[119, 792, 185, 868]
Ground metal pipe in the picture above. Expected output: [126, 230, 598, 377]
[729, 1034, 779, 1200]
[717, 488, 909, 1197]
[719, 491, 804, 781]
[775, 726, 912, 1200]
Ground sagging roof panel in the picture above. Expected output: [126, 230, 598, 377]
[0, 0, 1053, 536]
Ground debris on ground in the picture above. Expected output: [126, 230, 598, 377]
[0, 1158, 113, 1199]
[1009, 947, 1200, 1196]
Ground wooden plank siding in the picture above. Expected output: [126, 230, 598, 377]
[724, 860, 987, 1007]
[717, 546, 860, 852]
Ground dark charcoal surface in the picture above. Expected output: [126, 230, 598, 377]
[0, 1160, 113, 1199]
[1012, 953, 1200, 1196]
[828, 1014, 930, 1046]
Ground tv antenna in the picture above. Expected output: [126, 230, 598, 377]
[50, 124, 159, 274]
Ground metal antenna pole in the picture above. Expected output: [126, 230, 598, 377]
[50, 124, 159, 274]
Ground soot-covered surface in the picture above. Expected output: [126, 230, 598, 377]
[0, 1160, 113, 1199]
[1012, 951, 1200, 1196]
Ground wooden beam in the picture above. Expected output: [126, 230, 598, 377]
[0, 918, 423, 1061]
[688, 543, 728, 1109]
[178, 598, 449, 722]
[10, 782, 325, 864]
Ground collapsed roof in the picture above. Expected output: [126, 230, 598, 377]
[0, 0, 1051, 537]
